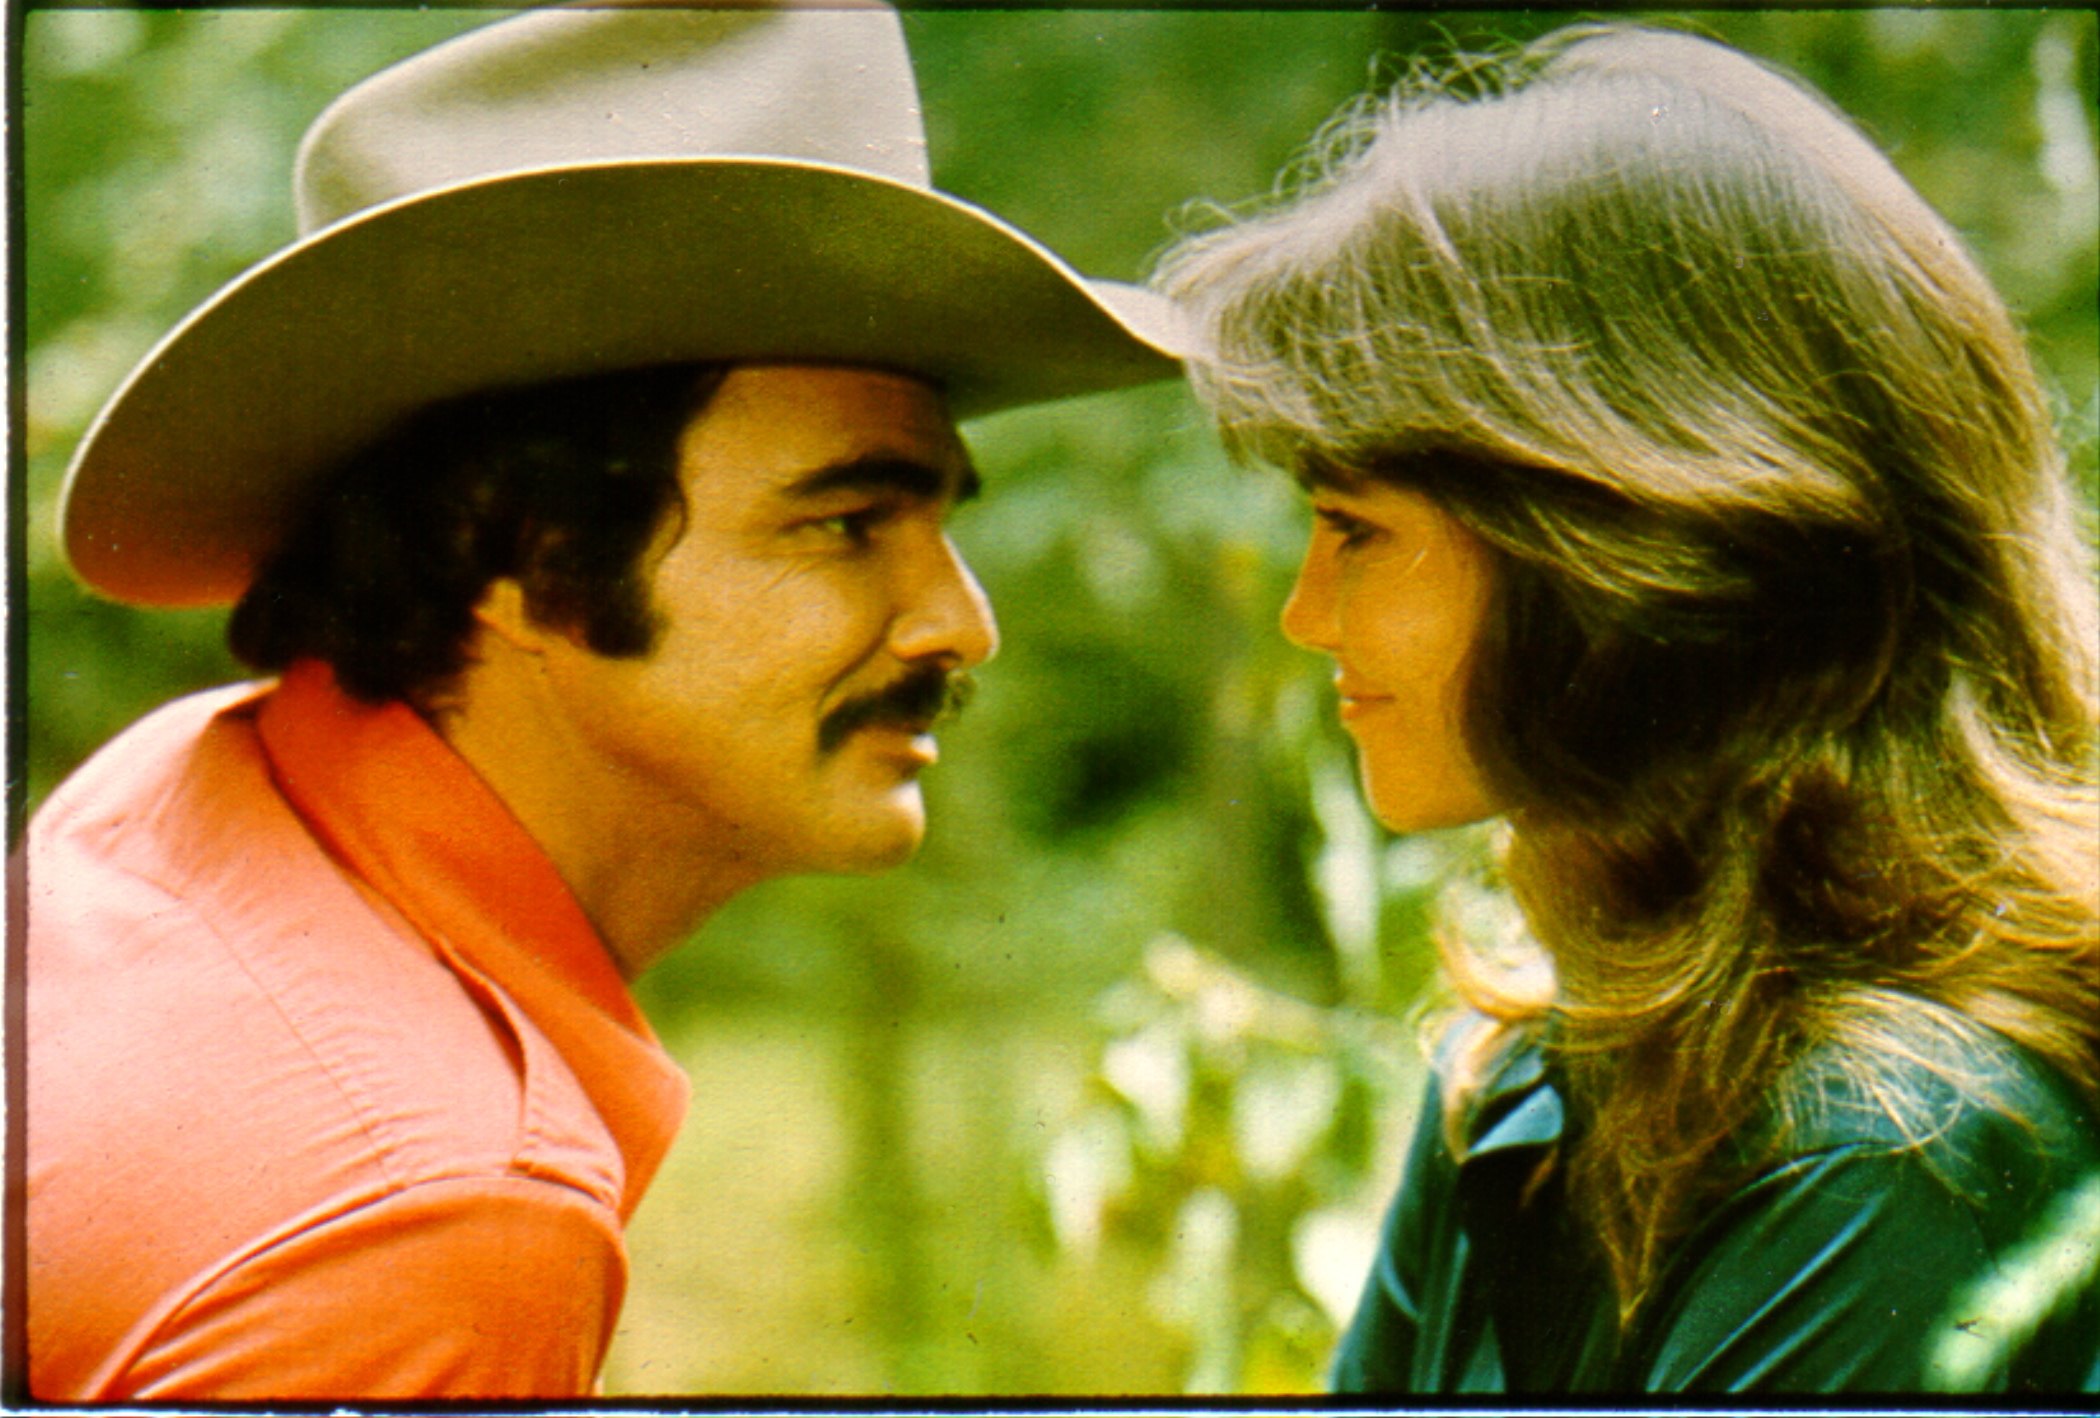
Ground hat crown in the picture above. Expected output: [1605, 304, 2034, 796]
[62, 0, 1182, 606]
[294, 2, 930, 235]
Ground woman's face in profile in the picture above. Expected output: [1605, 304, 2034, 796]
[1283, 477, 1499, 834]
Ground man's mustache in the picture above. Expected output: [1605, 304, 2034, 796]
[817, 665, 975, 754]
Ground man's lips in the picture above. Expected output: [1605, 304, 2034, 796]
[856, 722, 942, 767]
[818, 666, 974, 755]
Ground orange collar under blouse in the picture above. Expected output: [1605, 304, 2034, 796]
[255, 658, 689, 1211]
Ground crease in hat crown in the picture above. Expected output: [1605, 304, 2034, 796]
[58, 0, 1187, 609]
[295, 2, 930, 233]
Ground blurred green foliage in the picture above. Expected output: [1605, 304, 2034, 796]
[20, 5, 2096, 1396]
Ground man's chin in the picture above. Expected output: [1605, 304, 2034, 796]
[818, 790, 928, 875]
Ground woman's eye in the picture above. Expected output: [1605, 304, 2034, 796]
[1315, 506, 1375, 549]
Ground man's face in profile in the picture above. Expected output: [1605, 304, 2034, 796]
[526, 362, 998, 878]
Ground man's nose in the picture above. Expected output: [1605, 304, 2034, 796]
[890, 532, 999, 669]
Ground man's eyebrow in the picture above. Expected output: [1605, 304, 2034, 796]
[786, 455, 983, 505]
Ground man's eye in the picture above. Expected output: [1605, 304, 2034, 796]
[813, 508, 883, 543]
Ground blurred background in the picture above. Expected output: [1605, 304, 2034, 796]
[19, 4, 2097, 1397]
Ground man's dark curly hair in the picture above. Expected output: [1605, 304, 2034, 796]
[229, 363, 727, 714]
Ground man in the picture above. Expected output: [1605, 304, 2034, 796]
[25, 2, 1178, 1400]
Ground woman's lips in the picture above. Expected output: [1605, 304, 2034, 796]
[1335, 675, 1391, 721]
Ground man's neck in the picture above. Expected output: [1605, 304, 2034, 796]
[433, 657, 764, 980]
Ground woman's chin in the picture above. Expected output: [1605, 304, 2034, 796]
[1360, 765, 1497, 836]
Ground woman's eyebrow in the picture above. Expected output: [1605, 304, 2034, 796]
[1293, 455, 1362, 495]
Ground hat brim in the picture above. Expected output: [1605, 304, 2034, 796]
[58, 158, 1186, 606]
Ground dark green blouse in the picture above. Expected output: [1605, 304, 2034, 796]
[1331, 1027, 2100, 1394]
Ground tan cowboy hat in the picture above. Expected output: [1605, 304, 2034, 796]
[58, 0, 1187, 607]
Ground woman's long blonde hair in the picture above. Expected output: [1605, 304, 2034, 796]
[1157, 24, 2099, 1314]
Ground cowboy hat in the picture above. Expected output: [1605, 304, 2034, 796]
[58, 0, 1187, 607]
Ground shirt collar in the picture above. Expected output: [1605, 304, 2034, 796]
[256, 659, 689, 1211]
[1463, 1033, 1565, 1158]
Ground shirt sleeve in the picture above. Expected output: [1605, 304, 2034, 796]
[107, 1175, 628, 1401]
[1633, 1142, 2003, 1392]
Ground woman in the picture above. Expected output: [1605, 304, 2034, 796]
[1156, 25, 2099, 1393]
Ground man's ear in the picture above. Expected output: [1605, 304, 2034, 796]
[472, 577, 554, 656]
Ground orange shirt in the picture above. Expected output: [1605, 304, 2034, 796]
[27, 661, 690, 1400]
